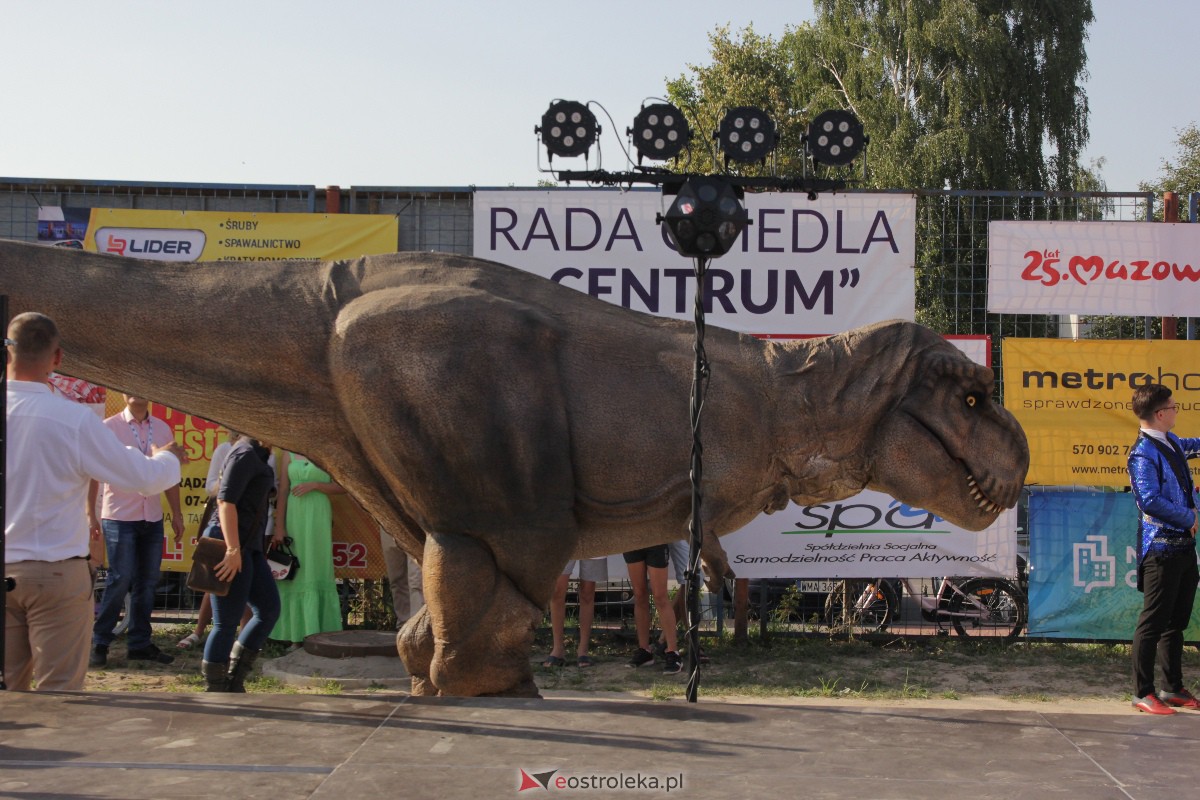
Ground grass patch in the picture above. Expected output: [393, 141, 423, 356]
[648, 683, 682, 701]
[525, 628, 1153, 702]
[1003, 692, 1053, 703]
[80, 622, 1163, 702]
[247, 676, 302, 694]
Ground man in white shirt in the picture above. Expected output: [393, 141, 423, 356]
[5, 312, 185, 691]
[88, 395, 186, 668]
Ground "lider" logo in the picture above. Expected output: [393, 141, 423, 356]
[95, 227, 206, 262]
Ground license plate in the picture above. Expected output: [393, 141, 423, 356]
[798, 580, 835, 594]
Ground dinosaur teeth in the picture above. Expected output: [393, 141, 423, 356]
[966, 473, 1004, 515]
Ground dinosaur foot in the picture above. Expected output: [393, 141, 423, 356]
[409, 534, 548, 697]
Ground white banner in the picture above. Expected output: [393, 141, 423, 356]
[988, 220, 1200, 315]
[473, 189, 915, 335]
[718, 491, 1017, 580]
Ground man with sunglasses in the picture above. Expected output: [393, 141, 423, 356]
[1128, 383, 1200, 714]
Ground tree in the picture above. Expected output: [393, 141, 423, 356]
[666, 1, 1093, 192]
[1139, 123, 1200, 221]
[1071, 157, 1113, 221]
[665, 2, 1094, 338]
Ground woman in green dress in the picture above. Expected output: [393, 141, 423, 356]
[271, 451, 345, 644]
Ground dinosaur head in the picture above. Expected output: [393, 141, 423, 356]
[862, 326, 1029, 530]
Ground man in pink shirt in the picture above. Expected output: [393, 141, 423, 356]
[88, 395, 186, 667]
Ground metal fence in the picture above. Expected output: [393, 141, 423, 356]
[0, 178, 1160, 344]
[0, 179, 1164, 431]
[0, 177, 1186, 640]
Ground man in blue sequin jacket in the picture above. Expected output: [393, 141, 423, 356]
[1127, 383, 1200, 714]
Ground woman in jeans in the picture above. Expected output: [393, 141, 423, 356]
[200, 434, 280, 692]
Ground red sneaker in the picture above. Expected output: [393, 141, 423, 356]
[1158, 689, 1200, 710]
[1133, 695, 1178, 715]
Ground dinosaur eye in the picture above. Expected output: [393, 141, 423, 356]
[965, 392, 982, 408]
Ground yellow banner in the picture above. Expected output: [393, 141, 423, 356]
[78, 208, 397, 576]
[1003, 339, 1200, 487]
[82, 208, 396, 262]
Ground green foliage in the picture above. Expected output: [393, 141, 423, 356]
[666, 1, 1093, 192]
[1072, 158, 1115, 221]
[1138, 123, 1200, 221]
[769, 585, 803, 626]
[665, 2, 1095, 336]
[665, 25, 807, 178]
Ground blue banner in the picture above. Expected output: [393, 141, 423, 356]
[1028, 490, 1200, 639]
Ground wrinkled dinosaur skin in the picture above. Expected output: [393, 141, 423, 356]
[0, 240, 1028, 697]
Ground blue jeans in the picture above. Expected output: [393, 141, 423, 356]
[203, 549, 281, 664]
[93, 519, 164, 650]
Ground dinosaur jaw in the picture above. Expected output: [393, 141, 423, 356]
[873, 465, 1008, 531]
[868, 408, 1028, 532]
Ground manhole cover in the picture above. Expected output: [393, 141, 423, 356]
[303, 630, 399, 659]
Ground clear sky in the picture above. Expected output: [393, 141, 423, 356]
[1, 0, 1194, 192]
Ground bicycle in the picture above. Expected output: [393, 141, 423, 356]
[823, 575, 1026, 639]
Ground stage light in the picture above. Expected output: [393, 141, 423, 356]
[661, 177, 748, 258]
[806, 109, 865, 166]
[537, 100, 599, 160]
[629, 102, 692, 162]
[716, 106, 777, 164]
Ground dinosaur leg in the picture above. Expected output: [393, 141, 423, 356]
[332, 296, 578, 695]
[420, 531, 556, 698]
[397, 605, 436, 696]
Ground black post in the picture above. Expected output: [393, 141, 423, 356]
[2, 294, 9, 690]
[684, 258, 709, 703]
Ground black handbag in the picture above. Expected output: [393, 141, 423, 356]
[267, 537, 301, 581]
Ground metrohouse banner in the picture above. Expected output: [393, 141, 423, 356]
[1003, 338, 1200, 487]
[45, 207, 399, 577]
[473, 189, 916, 335]
[988, 220, 1200, 316]
[1028, 490, 1200, 640]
